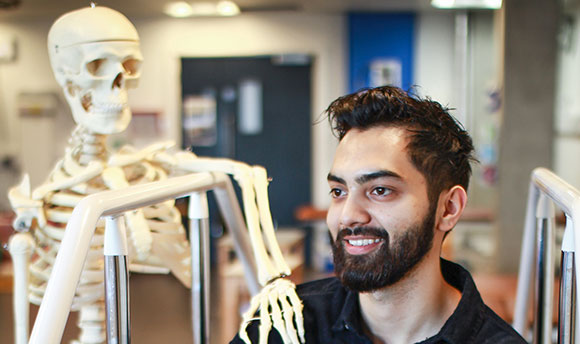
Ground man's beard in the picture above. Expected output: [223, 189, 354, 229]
[331, 205, 436, 293]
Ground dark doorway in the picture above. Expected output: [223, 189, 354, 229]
[181, 56, 312, 228]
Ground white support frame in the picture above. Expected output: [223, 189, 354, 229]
[27, 171, 257, 344]
[514, 167, 580, 343]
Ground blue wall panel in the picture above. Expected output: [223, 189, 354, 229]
[349, 12, 415, 92]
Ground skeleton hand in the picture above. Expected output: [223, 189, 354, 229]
[239, 278, 305, 344]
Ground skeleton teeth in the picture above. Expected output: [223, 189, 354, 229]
[92, 103, 127, 113]
[347, 238, 381, 246]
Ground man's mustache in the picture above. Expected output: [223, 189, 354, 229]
[336, 227, 389, 241]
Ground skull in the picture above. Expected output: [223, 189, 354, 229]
[47, 6, 143, 134]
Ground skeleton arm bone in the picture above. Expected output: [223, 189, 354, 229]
[8, 175, 45, 231]
[236, 167, 283, 284]
[252, 166, 290, 275]
[8, 232, 35, 344]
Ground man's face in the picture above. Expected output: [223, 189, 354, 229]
[326, 126, 436, 292]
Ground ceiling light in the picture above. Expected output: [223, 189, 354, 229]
[164, 1, 241, 17]
[163, 1, 194, 18]
[431, 0, 502, 9]
[216, 1, 240, 16]
[190, 2, 218, 16]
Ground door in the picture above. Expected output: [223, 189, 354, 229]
[181, 56, 312, 228]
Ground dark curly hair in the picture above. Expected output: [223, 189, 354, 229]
[326, 86, 476, 204]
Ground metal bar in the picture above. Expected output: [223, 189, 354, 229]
[559, 250, 575, 344]
[514, 181, 541, 335]
[201, 216, 210, 343]
[534, 217, 555, 344]
[513, 168, 580, 343]
[105, 255, 130, 344]
[531, 168, 580, 342]
[533, 195, 555, 344]
[104, 216, 130, 344]
[189, 192, 211, 344]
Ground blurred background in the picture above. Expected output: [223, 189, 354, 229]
[0, 0, 573, 342]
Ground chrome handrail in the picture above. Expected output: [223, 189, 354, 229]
[514, 167, 580, 343]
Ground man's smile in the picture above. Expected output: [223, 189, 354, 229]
[343, 235, 384, 255]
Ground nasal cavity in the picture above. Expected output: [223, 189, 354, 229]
[112, 73, 123, 88]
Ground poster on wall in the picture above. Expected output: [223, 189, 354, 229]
[182, 93, 217, 147]
[368, 58, 402, 88]
[17, 92, 60, 117]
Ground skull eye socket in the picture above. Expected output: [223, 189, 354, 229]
[86, 58, 105, 75]
[122, 59, 141, 76]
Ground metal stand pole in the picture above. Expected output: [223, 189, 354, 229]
[559, 251, 575, 344]
[559, 218, 576, 344]
[514, 182, 541, 336]
[534, 195, 555, 344]
[189, 192, 211, 344]
[104, 216, 131, 344]
[213, 179, 259, 295]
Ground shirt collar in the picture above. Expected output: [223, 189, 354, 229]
[432, 259, 486, 343]
[329, 259, 487, 343]
[331, 284, 365, 335]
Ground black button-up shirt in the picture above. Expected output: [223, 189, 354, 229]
[231, 259, 527, 343]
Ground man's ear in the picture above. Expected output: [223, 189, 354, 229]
[437, 185, 467, 233]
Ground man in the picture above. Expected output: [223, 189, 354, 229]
[232, 85, 526, 343]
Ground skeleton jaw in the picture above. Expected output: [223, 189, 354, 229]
[67, 89, 132, 135]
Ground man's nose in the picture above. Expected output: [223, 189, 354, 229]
[339, 196, 371, 229]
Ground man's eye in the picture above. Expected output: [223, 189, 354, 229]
[371, 187, 391, 196]
[329, 188, 344, 198]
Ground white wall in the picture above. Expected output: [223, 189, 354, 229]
[414, 12, 456, 110]
[554, 8, 580, 190]
[0, 19, 64, 187]
[131, 13, 346, 208]
[0, 12, 347, 209]
[0, 11, 460, 212]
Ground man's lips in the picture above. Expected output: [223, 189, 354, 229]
[343, 235, 384, 255]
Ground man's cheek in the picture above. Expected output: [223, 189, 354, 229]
[327, 229, 338, 244]
[326, 211, 340, 240]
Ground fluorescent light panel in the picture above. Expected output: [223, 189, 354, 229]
[431, 0, 502, 9]
[164, 1, 240, 18]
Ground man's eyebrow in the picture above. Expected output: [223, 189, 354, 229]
[327, 173, 346, 185]
[356, 170, 402, 185]
[327, 170, 402, 185]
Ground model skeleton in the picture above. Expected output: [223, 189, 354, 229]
[7, 6, 304, 344]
